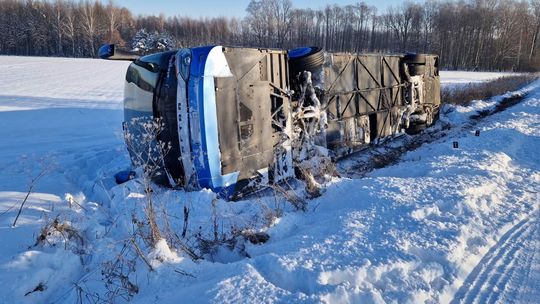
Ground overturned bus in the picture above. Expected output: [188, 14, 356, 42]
[100, 45, 440, 199]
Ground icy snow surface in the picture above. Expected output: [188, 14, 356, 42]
[0, 57, 538, 304]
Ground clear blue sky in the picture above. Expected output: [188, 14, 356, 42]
[114, 0, 404, 18]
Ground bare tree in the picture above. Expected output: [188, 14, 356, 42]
[384, 2, 424, 52]
[80, 0, 99, 55]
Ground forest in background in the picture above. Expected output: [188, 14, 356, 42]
[1, 0, 540, 71]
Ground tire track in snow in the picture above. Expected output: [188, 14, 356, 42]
[451, 212, 538, 304]
[496, 213, 540, 303]
[483, 248, 523, 303]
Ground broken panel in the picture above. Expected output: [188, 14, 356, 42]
[218, 48, 294, 195]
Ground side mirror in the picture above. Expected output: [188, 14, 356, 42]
[98, 44, 140, 61]
[98, 43, 114, 59]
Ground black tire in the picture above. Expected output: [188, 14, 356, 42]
[406, 105, 435, 134]
[289, 47, 324, 73]
[408, 64, 426, 76]
[404, 53, 426, 65]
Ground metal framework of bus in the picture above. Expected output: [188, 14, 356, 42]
[103, 44, 440, 199]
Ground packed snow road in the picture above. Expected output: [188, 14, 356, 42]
[0, 56, 538, 304]
[451, 211, 540, 304]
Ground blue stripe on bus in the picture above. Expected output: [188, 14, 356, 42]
[188, 46, 214, 189]
[188, 46, 240, 197]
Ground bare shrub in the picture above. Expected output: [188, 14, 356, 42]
[241, 230, 270, 244]
[12, 156, 54, 227]
[252, 194, 282, 227]
[270, 183, 307, 211]
[33, 216, 84, 252]
[160, 207, 200, 261]
[194, 197, 240, 259]
[191, 196, 273, 260]
[196, 234, 239, 259]
[442, 74, 538, 106]
[101, 241, 140, 302]
[123, 117, 173, 248]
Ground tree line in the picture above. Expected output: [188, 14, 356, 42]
[1, 0, 540, 71]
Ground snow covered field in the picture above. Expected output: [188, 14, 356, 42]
[439, 71, 522, 91]
[439, 71, 519, 86]
[0, 56, 538, 303]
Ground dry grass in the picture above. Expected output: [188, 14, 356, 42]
[33, 216, 84, 251]
[442, 74, 538, 105]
